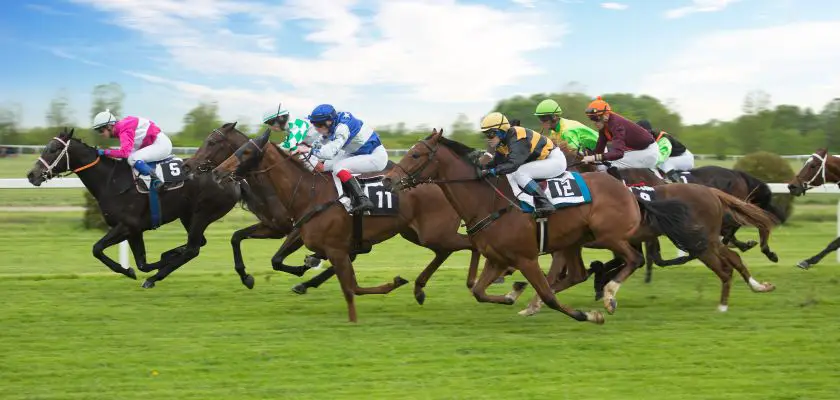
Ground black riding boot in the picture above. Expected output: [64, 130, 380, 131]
[523, 180, 554, 218]
[343, 177, 374, 213]
[665, 169, 683, 184]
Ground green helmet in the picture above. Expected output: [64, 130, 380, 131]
[534, 99, 562, 116]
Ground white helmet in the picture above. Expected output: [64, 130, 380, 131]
[92, 109, 117, 130]
[261, 103, 290, 125]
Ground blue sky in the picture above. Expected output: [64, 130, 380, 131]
[1, 0, 839, 133]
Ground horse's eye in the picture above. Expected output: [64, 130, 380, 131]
[411, 153, 420, 159]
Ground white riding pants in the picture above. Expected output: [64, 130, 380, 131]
[127, 132, 172, 165]
[660, 150, 695, 172]
[328, 145, 389, 194]
[605, 142, 660, 170]
[511, 148, 567, 188]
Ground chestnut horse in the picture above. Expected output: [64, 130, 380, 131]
[788, 148, 840, 269]
[189, 123, 482, 301]
[518, 183, 778, 316]
[211, 130, 490, 322]
[382, 129, 708, 324]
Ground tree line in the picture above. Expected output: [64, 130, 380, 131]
[2, 82, 838, 156]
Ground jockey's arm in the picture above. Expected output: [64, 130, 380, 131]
[600, 125, 626, 161]
[656, 137, 672, 165]
[492, 138, 530, 175]
[102, 118, 138, 159]
[313, 123, 349, 160]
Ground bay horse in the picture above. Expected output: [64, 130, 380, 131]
[211, 130, 486, 322]
[26, 128, 240, 288]
[381, 129, 708, 323]
[190, 123, 482, 302]
[788, 148, 840, 269]
[518, 183, 778, 316]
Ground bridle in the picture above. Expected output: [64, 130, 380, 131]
[196, 128, 243, 173]
[797, 152, 839, 192]
[37, 136, 100, 180]
[393, 139, 441, 189]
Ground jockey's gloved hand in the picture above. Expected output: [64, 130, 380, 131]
[479, 168, 496, 178]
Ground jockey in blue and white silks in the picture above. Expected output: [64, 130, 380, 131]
[306, 104, 388, 213]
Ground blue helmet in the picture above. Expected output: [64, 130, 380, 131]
[308, 104, 337, 123]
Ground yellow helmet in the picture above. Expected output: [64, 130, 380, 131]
[480, 112, 511, 132]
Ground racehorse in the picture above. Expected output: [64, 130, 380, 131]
[518, 183, 778, 316]
[381, 129, 708, 323]
[26, 128, 240, 287]
[211, 130, 490, 322]
[190, 123, 483, 302]
[788, 148, 840, 269]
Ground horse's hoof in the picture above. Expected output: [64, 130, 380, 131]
[304, 255, 323, 269]
[492, 276, 505, 284]
[761, 282, 776, 292]
[796, 261, 811, 270]
[589, 311, 605, 325]
[518, 307, 537, 316]
[242, 274, 255, 289]
[605, 298, 617, 315]
[394, 276, 409, 287]
[125, 268, 137, 280]
[291, 283, 307, 295]
[512, 281, 528, 292]
[414, 291, 426, 305]
[745, 240, 758, 248]
[766, 252, 779, 263]
[142, 280, 155, 289]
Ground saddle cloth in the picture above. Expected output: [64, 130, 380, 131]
[132, 156, 188, 193]
[507, 171, 593, 212]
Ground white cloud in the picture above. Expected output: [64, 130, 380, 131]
[664, 0, 738, 19]
[600, 2, 628, 10]
[638, 20, 840, 124]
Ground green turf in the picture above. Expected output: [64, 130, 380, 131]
[0, 205, 839, 399]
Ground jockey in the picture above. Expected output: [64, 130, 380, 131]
[479, 112, 565, 217]
[92, 109, 171, 189]
[637, 119, 694, 182]
[262, 104, 322, 170]
[306, 104, 387, 213]
[582, 97, 658, 171]
[534, 99, 599, 154]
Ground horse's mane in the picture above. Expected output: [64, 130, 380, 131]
[436, 136, 480, 161]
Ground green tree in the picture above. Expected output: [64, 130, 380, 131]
[179, 100, 222, 145]
[45, 89, 73, 128]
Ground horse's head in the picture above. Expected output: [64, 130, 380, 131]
[187, 121, 249, 176]
[26, 128, 95, 186]
[788, 148, 831, 196]
[212, 128, 271, 184]
[383, 128, 478, 192]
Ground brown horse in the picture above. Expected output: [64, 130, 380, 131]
[210, 130, 489, 322]
[382, 129, 708, 323]
[788, 148, 840, 269]
[518, 183, 778, 315]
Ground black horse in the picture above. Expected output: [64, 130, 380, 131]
[26, 128, 240, 288]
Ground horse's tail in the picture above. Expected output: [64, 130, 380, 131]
[636, 197, 709, 256]
[711, 188, 779, 231]
[737, 170, 788, 223]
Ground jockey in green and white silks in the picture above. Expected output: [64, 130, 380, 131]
[262, 105, 324, 170]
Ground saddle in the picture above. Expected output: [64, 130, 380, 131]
[132, 156, 189, 194]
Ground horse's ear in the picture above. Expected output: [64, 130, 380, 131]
[431, 128, 444, 141]
[68, 128, 75, 138]
[231, 121, 238, 129]
[257, 127, 271, 145]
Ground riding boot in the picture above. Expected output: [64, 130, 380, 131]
[134, 160, 163, 190]
[523, 180, 554, 218]
[665, 169, 683, 184]
[343, 176, 374, 213]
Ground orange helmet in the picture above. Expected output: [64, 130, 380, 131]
[585, 96, 611, 116]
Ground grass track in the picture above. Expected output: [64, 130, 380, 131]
[1, 208, 839, 399]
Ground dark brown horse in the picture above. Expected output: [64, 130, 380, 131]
[518, 183, 778, 315]
[382, 129, 708, 323]
[192, 124, 484, 301]
[211, 130, 489, 321]
[788, 149, 840, 269]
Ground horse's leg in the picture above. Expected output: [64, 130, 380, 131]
[515, 255, 603, 324]
[644, 240, 656, 284]
[141, 213, 212, 289]
[232, 222, 283, 289]
[697, 247, 733, 312]
[757, 225, 779, 263]
[470, 259, 524, 305]
[520, 249, 574, 316]
[291, 267, 336, 295]
[797, 236, 840, 269]
[327, 250, 409, 323]
[92, 223, 136, 279]
[723, 223, 757, 252]
[413, 250, 452, 305]
[720, 246, 775, 293]
[648, 239, 697, 267]
[601, 241, 644, 315]
[127, 232, 151, 273]
[466, 250, 480, 289]
[271, 229, 312, 276]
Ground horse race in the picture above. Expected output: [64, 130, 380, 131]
[2, 1, 839, 398]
